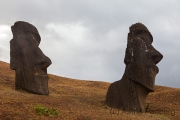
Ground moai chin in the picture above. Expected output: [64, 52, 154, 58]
[10, 21, 52, 95]
[106, 23, 163, 112]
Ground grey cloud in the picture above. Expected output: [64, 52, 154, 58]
[0, 0, 180, 88]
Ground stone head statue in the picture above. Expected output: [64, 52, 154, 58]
[10, 21, 52, 95]
[124, 23, 163, 91]
[106, 23, 163, 112]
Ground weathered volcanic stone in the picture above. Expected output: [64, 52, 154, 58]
[10, 21, 52, 95]
[106, 23, 163, 112]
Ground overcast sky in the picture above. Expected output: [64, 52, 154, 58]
[0, 0, 180, 88]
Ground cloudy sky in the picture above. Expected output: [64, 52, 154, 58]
[0, 0, 180, 88]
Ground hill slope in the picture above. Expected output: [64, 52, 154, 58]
[0, 61, 180, 120]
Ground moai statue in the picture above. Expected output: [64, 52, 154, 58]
[106, 23, 163, 112]
[10, 21, 52, 95]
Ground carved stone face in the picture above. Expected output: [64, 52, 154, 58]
[106, 23, 163, 112]
[10, 21, 52, 95]
[124, 23, 163, 91]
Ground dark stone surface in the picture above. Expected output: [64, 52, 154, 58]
[106, 23, 163, 112]
[10, 21, 52, 95]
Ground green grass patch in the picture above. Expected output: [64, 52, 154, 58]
[34, 104, 60, 116]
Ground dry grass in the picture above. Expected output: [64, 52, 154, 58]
[0, 61, 180, 120]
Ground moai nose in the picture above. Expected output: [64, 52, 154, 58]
[150, 49, 163, 64]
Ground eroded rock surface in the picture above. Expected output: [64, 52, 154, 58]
[10, 21, 52, 95]
[106, 23, 163, 112]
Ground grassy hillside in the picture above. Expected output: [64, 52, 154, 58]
[0, 61, 180, 120]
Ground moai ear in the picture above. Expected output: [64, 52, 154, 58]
[124, 33, 135, 65]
